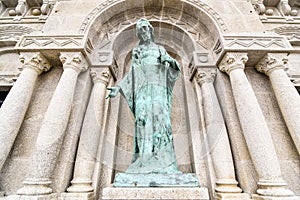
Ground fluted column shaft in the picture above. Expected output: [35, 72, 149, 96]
[196, 69, 242, 194]
[17, 52, 87, 196]
[256, 53, 300, 154]
[67, 68, 111, 193]
[219, 52, 294, 197]
[0, 53, 51, 170]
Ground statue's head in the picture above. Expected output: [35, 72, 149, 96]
[136, 18, 155, 44]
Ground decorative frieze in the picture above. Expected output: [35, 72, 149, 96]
[224, 36, 291, 50]
[16, 35, 84, 49]
[272, 26, 300, 43]
[0, 25, 34, 41]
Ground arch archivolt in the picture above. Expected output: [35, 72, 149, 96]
[84, 0, 225, 54]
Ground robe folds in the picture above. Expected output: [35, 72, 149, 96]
[118, 44, 181, 174]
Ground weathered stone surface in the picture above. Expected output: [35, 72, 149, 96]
[102, 187, 209, 200]
[0, 0, 299, 199]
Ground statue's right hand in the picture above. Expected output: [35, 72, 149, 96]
[106, 87, 120, 99]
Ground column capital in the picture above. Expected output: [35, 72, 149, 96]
[255, 53, 288, 76]
[59, 52, 88, 73]
[195, 69, 217, 86]
[218, 52, 248, 74]
[90, 68, 111, 86]
[19, 52, 51, 75]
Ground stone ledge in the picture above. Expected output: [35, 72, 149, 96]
[4, 193, 57, 200]
[252, 194, 300, 200]
[216, 192, 250, 200]
[102, 187, 209, 200]
[61, 192, 95, 200]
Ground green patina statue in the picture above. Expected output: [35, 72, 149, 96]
[107, 19, 199, 187]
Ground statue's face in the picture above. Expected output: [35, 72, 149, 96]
[138, 25, 151, 43]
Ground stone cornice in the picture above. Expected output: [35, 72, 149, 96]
[59, 52, 88, 73]
[195, 69, 217, 86]
[255, 53, 288, 76]
[218, 52, 248, 74]
[19, 52, 51, 75]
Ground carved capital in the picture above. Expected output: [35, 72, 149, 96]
[218, 52, 248, 74]
[59, 52, 88, 73]
[255, 53, 288, 76]
[195, 69, 217, 86]
[19, 52, 51, 75]
[90, 68, 111, 86]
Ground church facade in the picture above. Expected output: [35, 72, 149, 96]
[0, 0, 299, 199]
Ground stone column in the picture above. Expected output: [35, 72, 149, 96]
[0, 52, 51, 171]
[17, 52, 87, 196]
[63, 68, 111, 199]
[218, 52, 294, 199]
[196, 69, 249, 200]
[256, 53, 300, 155]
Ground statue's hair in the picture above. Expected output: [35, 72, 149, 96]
[136, 18, 155, 44]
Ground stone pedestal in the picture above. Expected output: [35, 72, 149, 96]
[113, 173, 199, 187]
[252, 194, 299, 200]
[216, 192, 250, 200]
[102, 187, 209, 200]
[61, 192, 94, 200]
[6, 194, 57, 200]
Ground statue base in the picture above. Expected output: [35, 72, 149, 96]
[102, 187, 209, 200]
[113, 173, 199, 187]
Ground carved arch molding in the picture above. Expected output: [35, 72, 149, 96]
[82, 0, 225, 79]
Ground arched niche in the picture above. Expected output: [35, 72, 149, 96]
[81, 0, 224, 184]
[83, 0, 225, 71]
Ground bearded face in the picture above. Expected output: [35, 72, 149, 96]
[138, 25, 151, 43]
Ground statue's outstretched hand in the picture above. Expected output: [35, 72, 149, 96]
[106, 87, 120, 99]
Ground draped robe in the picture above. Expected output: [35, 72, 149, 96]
[118, 43, 181, 174]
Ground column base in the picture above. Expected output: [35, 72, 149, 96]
[252, 194, 299, 200]
[216, 192, 250, 200]
[61, 192, 95, 200]
[256, 180, 295, 197]
[215, 179, 243, 193]
[66, 180, 94, 193]
[17, 179, 53, 195]
[6, 193, 57, 200]
[102, 187, 209, 200]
